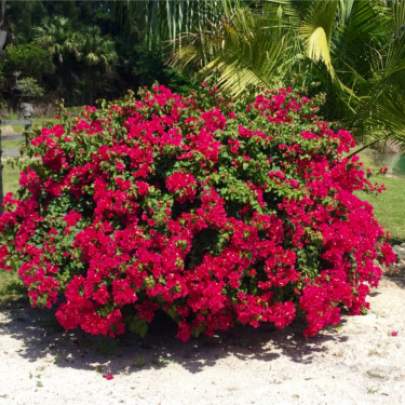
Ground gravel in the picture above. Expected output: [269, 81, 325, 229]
[0, 274, 404, 405]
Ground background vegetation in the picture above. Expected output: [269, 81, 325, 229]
[0, 0, 404, 147]
[0, 0, 199, 107]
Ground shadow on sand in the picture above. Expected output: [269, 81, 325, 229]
[386, 270, 405, 288]
[0, 303, 348, 376]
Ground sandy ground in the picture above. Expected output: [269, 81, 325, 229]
[0, 274, 404, 405]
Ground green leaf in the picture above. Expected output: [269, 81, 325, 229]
[127, 316, 149, 338]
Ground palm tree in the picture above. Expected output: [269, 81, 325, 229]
[72, 26, 118, 102]
[356, 0, 405, 146]
[33, 17, 79, 98]
[34, 16, 118, 104]
[172, 0, 405, 148]
[33, 16, 77, 64]
[173, 1, 385, 97]
[72, 26, 117, 71]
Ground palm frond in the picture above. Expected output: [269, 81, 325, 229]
[393, 0, 405, 35]
[172, 4, 293, 96]
[365, 90, 405, 146]
[299, 0, 338, 78]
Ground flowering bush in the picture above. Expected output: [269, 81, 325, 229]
[0, 84, 396, 341]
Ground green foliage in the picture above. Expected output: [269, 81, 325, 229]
[127, 316, 149, 337]
[2, 1, 198, 106]
[15, 77, 44, 99]
[0, 270, 26, 306]
[3, 43, 54, 78]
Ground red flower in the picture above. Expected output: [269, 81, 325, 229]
[112, 279, 138, 306]
[64, 211, 82, 227]
[166, 172, 197, 203]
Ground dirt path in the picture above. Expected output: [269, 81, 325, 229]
[0, 275, 404, 405]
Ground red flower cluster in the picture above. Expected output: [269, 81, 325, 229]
[0, 84, 395, 340]
[166, 172, 197, 203]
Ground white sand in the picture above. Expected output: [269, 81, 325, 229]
[0, 275, 404, 405]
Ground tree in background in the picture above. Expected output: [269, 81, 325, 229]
[33, 18, 118, 104]
[0, 0, 196, 107]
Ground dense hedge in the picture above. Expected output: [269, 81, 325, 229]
[0, 85, 396, 340]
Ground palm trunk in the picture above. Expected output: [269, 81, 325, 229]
[0, 0, 6, 29]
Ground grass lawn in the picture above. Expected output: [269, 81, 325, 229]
[357, 149, 405, 241]
[3, 163, 21, 195]
[357, 175, 405, 242]
[2, 138, 24, 150]
[1, 116, 58, 135]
